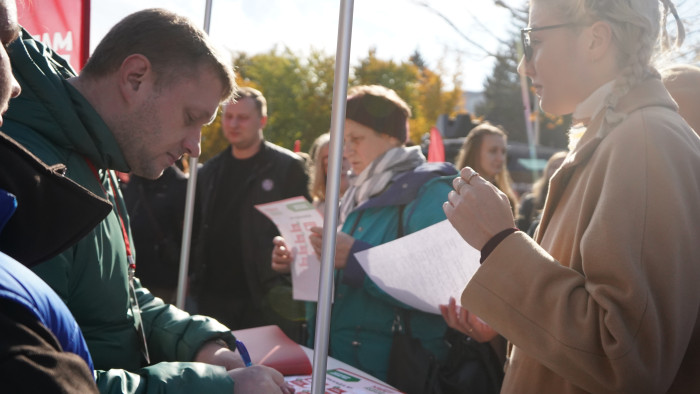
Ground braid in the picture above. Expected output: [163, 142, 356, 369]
[599, 30, 658, 137]
[544, 0, 686, 139]
[591, 0, 684, 138]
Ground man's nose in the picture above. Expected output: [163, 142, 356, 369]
[10, 74, 20, 99]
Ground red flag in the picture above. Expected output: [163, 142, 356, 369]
[427, 127, 445, 162]
[17, 0, 91, 72]
[293, 139, 301, 153]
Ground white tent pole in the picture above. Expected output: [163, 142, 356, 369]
[202, 0, 213, 33]
[176, 0, 213, 310]
[311, 0, 354, 392]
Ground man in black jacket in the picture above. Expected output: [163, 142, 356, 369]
[192, 87, 310, 342]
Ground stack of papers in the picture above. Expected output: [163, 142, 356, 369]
[256, 197, 323, 302]
[257, 195, 482, 314]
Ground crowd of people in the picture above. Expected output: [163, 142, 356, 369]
[1, 0, 699, 393]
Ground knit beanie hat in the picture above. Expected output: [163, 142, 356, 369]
[345, 85, 411, 143]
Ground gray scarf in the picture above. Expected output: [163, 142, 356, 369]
[339, 146, 425, 225]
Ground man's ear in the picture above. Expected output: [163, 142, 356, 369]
[118, 54, 152, 103]
[260, 115, 268, 128]
[587, 21, 613, 61]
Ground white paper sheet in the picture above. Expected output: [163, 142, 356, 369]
[354, 220, 480, 314]
[255, 197, 323, 302]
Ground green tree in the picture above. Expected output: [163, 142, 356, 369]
[353, 48, 462, 144]
[200, 47, 467, 161]
[474, 40, 526, 142]
[475, 37, 569, 149]
[200, 47, 337, 161]
[237, 47, 335, 152]
[199, 107, 227, 162]
[353, 48, 421, 112]
[409, 49, 427, 70]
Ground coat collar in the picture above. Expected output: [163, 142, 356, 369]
[535, 77, 677, 242]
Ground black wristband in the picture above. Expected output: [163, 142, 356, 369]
[480, 228, 519, 264]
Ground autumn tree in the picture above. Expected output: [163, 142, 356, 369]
[199, 47, 336, 161]
[200, 47, 466, 161]
[353, 48, 463, 143]
[352, 48, 421, 130]
[236, 48, 336, 152]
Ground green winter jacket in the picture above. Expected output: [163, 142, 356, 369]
[4, 29, 235, 393]
[307, 162, 458, 381]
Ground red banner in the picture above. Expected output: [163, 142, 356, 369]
[17, 0, 90, 72]
[427, 126, 445, 163]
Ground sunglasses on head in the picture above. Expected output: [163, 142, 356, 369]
[520, 22, 580, 62]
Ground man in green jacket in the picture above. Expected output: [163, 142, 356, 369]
[4, 8, 292, 394]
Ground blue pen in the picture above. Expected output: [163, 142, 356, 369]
[235, 339, 252, 367]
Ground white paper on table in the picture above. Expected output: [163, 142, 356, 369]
[354, 219, 480, 314]
[285, 368, 402, 393]
[255, 196, 323, 302]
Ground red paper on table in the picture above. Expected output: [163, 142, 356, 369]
[232, 325, 312, 376]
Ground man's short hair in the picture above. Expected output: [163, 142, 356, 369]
[227, 86, 267, 118]
[81, 8, 236, 101]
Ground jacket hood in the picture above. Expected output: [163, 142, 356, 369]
[5, 29, 127, 170]
[0, 132, 112, 266]
[358, 161, 457, 210]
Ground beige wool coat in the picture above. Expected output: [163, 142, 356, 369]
[462, 77, 700, 393]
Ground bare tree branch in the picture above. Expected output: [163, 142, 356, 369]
[493, 0, 528, 23]
[410, 0, 511, 61]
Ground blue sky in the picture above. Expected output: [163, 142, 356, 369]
[91, 0, 516, 91]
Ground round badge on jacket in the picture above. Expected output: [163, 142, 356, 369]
[262, 178, 275, 191]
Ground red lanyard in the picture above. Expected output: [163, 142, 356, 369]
[84, 158, 150, 364]
[84, 159, 134, 267]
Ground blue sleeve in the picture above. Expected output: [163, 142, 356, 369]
[341, 239, 373, 287]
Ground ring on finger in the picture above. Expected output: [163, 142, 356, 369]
[466, 171, 480, 184]
[454, 177, 465, 192]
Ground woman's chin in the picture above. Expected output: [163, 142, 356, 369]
[540, 98, 574, 117]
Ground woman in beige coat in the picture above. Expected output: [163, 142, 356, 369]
[443, 0, 700, 392]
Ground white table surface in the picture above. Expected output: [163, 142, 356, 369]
[299, 345, 397, 389]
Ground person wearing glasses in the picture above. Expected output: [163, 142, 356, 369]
[272, 85, 458, 390]
[443, 0, 700, 392]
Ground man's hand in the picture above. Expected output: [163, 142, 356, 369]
[228, 366, 295, 394]
[194, 339, 245, 370]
